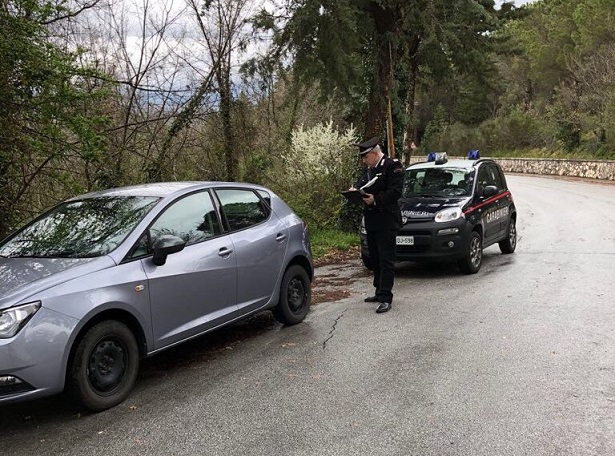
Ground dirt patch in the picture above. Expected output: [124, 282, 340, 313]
[312, 247, 371, 305]
[313, 245, 362, 267]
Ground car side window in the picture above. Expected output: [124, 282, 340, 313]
[149, 191, 221, 247]
[257, 190, 272, 208]
[477, 167, 489, 195]
[490, 165, 505, 190]
[477, 164, 505, 196]
[216, 188, 270, 232]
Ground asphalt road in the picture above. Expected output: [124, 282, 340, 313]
[2, 174, 615, 455]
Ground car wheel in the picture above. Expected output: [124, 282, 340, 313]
[273, 265, 311, 325]
[68, 320, 139, 412]
[361, 255, 372, 270]
[458, 231, 482, 274]
[499, 218, 517, 254]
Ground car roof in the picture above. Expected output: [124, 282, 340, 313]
[406, 158, 496, 172]
[69, 181, 266, 200]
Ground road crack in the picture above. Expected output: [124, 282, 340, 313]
[322, 309, 347, 349]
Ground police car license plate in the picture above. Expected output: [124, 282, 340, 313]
[396, 236, 414, 245]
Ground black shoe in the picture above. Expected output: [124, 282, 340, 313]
[376, 302, 391, 313]
[364, 295, 378, 303]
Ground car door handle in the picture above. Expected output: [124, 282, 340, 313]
[275, 233, 287, 242]
[218, 247, 233, 258]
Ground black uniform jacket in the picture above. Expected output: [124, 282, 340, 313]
[355, 155, 404, 231]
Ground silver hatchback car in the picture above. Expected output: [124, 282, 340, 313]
[0, 182, 313, 411]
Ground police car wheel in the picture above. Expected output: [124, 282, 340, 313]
[458, 231, 482, 274]
[499, 218, 517, 254]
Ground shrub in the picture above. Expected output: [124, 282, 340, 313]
[275, 120, 359, 231]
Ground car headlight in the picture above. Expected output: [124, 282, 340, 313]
[0, 302, 41, 338]
[434, 207, 463, 223]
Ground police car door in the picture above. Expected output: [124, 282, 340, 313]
[476, 164, 507, 243]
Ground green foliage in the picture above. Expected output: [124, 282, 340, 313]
[273, 120, 358, 231]
[309, 228, 359, 260]
[0, 0, 112, 237]
[426, 107, 558, 156]
[431, 0, 615, 159]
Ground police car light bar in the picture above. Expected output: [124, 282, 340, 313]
[427, 152, 448, 164]
[468, 149, 480, 159]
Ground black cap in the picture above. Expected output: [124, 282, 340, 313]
[355, 137, 379, 156]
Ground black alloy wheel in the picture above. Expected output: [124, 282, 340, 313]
[458, 230, 482, 274]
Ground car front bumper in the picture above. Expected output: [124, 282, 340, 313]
[0, 307, 79, 405]
[361, 219, 473, 263]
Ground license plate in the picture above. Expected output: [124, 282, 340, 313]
[396, 236, 414, 245]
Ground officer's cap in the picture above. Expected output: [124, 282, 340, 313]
[355, 137, 380, 156]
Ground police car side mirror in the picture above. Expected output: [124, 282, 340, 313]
[482, 185, 498, 198]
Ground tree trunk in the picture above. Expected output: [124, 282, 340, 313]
[403, 34, 421, 166]
[363, 3, 398, 142]
[218, 57, 235, 181]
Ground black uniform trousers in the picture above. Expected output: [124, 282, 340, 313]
[365, 220, 397, 304]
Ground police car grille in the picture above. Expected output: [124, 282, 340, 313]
[397, 244, 429, 253]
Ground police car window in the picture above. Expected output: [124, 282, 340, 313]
[216, 188, 269, 231]
[146, 191, 221, 249]
[489, 165, 504, 190]
[477, 167, 493, 191]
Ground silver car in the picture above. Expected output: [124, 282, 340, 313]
[0, 182, 313, 411]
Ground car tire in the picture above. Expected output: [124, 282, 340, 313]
[273, 265, 311, 325]
[458, 230, 482, 274]
[361, 255, 372, 270]
[67, 320, 139, 412]
[499, 218, 517, 254]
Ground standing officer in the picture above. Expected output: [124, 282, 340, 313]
[353, 137, 404, 313]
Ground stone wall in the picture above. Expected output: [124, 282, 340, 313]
[408, 156, 615, 181]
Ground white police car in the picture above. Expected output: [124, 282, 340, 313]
[360, 151, 517, 274]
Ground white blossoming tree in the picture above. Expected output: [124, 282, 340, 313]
[279, 120, 359, 230]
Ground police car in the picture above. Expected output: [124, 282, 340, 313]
[360, 151, 517, 274]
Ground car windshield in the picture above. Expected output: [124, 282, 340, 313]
[0, 196, 160, 258]
[402, 167, 474, 198]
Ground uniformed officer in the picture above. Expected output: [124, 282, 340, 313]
[352, 137, 404, 313]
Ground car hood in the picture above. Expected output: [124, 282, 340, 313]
[399, 196, 470, 221]
[0, 256, 115, 310]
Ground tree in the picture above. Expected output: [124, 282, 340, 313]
[398, 0, 511, 163]
[0, 0, 108, 237]
[254, 0, 512, 161]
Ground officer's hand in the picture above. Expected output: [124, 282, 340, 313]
[362, 193, 375, 205]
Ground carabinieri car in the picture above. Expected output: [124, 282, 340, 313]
[360, 152, 517, 274]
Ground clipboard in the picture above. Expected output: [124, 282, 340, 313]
[341, 189, 367, 206]
[342, 175, 378, 206]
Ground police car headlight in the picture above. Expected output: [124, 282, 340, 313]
[435, 207, 462, 223]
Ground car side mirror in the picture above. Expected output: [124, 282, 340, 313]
[482, 185, 498, 198]
[152, 235, 186, 266]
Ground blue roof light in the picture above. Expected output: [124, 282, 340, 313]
[427, 152, 447, 164]
[468, 149, 480, 160]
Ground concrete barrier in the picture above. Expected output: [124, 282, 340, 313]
[408, 156, 615, 181]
